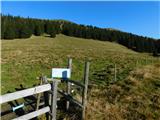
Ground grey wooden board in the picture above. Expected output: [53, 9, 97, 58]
[82, 62, 90, 120]
[51, 81, 58, 120]
[68, 79, 84, 88]
[66, 58, 72, 110]
[0, 84, 51, 104]
[12, 106, 50, 120]
[47, 78, 61, 82]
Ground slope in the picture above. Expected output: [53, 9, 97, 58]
[87, 64, 160, 120]
[1, 34, 158, 94]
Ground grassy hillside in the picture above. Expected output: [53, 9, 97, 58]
[1, 34, 160, 119]
[1, 34, 136, 93]
[87, 64, 160, 120]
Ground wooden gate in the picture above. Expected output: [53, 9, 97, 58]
[0, 58, 89, 120]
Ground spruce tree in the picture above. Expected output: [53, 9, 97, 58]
[34, 25, 42, 36]
[4, 24, 15, 39]
[19, 25, 32, 38]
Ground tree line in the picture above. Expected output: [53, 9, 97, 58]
[1, 15, 61, 39]
[1, 14, 160, 54]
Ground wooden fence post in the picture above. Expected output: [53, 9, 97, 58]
[66, 58, 72, 110]
[82, 61, 90, 120]
[51, 80, 58, 120]
[43, 76, 50, 120]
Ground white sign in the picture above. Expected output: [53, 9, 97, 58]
[52, 68, 71, 79]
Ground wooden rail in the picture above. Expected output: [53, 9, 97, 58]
[0, 80, 59, 120]
[68, 79, 85, 88]
[0, 84, 51, 104]
[13, 106, 50, 120]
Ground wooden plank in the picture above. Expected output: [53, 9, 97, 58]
[51, 81, 58, 120]
[82, 61, 90, 120]
[12, 106, 50, 120]
[66, 58, 72, 110]
[47, 78, 61, 82]
[68, 79, 84, 88]
[0, 84, 51, 104]
[43, 76, 50, 120]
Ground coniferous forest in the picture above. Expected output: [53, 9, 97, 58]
[1, 14, 160, 54]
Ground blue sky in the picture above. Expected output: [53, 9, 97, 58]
[1, 1, 160, 39]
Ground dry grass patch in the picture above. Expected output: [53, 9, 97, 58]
[86, 63, 160, 120]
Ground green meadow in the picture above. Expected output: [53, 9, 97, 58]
[1, 34, 160, 119]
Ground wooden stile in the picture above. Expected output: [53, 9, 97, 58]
[0, 84, 51, 104]
[0, 58, 90, 120]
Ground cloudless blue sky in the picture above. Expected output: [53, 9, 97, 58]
[1, 1, 160, 39]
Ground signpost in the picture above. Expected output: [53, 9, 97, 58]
[52, 68, 71, 79]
